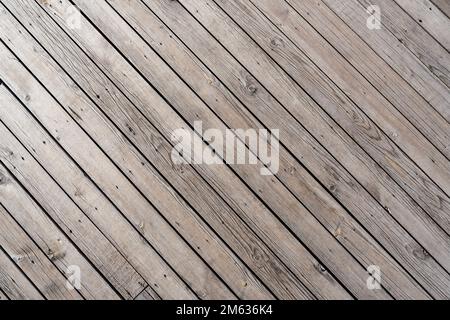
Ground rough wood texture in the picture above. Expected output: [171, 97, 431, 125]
[0, 202, 82, 300]
[106, 0, 429, 300]
[432, 0, 450, 17]
[394, 0, 450, 51]
[0, 243, 43, 300]
[0, 0, 449, 300]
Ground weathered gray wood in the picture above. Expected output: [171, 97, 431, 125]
[252, 0, 450, 163]
[252, 0, 450, 262]
[253, 0, 450, 230]
[10, 0, 342, 298]
[206, 0, 450, 206]
[0, 6, 312, 300]
[169, 0, 450, 235]
[0, 92, 151, 300]
[64, 0, 375, 300]
[0, 51, 268, 301]
[0, 59, 233, 301]
[135, 287, 161, 301]
[1, 0, 448, 299]
[394, 0, 450, 51]
[323, 0, 450, 122]
[0, 81, 232, 299]
[432, 0, 450, 17]
[0, 10, 274, 302]
[7, 0, 353, 300]
[0, 240, 43, 300]
[30, 0, 388, 299]
[0, 131, 119, 300]
[0, 82, 210, 300]
[106, 0, 432, 299]
[0, 289, 8, 300]
[356, 0, 450, 89]
[0, 202, 82, 300]
[280, 0, 450, 150]
[144, 0, 450, 298]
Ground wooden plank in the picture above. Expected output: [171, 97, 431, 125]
[253, 0, 450, 259]
[207, 0, 450, 209]
[394, 0, 450, 51]
[432, 0, 450, 17]
[135, 287, 161, 301]
[0, 10, 303, 301]
[105, 0, 431, 300]
[0, 18, 271, 303]
[0, 139, 119, 300]
[63, 0, 379, 300]
[3, 0, 349, 300]
[31, 0, 381, 299]
[0, 73, 231, 301]
[252, 0, 450, 230]
[0, 95, 151, 300]
[0, 55, 267, 301]
[322, 0, 450, 122]
[357, 0, 450, 89]
[272, 0, 450, 154]
[0, 85, 207, 300]
[0, 244, 43, 300]
[0, 289, 8, 300]
[143, 0, 450, 298]
[0, 203, 82, 300]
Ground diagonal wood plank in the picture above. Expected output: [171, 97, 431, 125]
[165, 0, 450, 237]
[28, 0, 389, 299]
[394, 0, 450, 51]
[356, 0, 450, 89]
[104, 0, 431, 299]
[143, 0, 450, 298]
[0, 18, 312, 300]
[205, 0, 450, 209]
[0, 12, 275, 302]
[0, 95, 150, 300]
[0, 84, 208, 299]
[0, 61, 234, 301]
[0, 131, 120, 300]
[0, 0, 447, 300]
[60, 0, 379, 299]
[251, 0, 450, 264]
[6, 0, 359, 300]
[135, 287, 161, 301]
[0, 202, 82, 300]
[248, 0, 450, 162]
[431, 0, 450, 17]
[322, 0, 450, 122]
[0, 241, 43, 300]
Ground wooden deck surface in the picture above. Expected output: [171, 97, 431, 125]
[0, 0, 449, 300]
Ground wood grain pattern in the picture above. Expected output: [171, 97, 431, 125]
[394, 0, 450, 51]
[0, 242, 43, 300]
[0, 88, 148, 300]
[357, 0, 450, 89]
[0, 122, 120, 300]
[0, 0, 448, 299]
[144, 0, 450, 298]
[323, 0, 450, 122]
[35, 0, 388, 299]
[205, 0, 450, 204]
[0, 202, 82, 300]
[106, 0, 431, 300]
[0, 2, 315, 300]
[432, 0, 450, 17]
